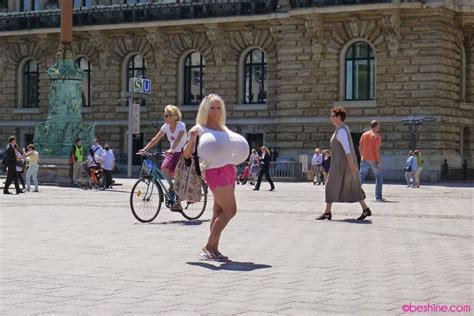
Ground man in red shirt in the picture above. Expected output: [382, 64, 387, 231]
[359, 120, 384, 201]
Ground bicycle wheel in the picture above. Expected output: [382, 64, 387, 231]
[180, 182, 208, 220]
[130, 177, 163, 223]
[76, 167, 91, 190]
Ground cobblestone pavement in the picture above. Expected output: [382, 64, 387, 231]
[1, 179, 473, 315]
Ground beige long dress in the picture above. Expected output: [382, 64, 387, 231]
[325, 124, 365, 203]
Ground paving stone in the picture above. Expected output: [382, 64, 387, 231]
[1, 180, 472, 314]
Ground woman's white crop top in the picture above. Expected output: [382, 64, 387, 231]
[197, 126, 249, 170]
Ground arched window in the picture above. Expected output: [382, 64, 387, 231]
[244, 49, 267, 104]
[20, 0, 41, 11]
[75, 57, 91, 107]
[345, 41, 375, 101]
[183, 52, 205, 105]
[73, 0, 92, 8]
[22, 60, 39, 108]
[127, 54, 146, 106]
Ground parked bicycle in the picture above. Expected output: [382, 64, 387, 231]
[75, 161, 106, 190]
[130, 152, 208, 223]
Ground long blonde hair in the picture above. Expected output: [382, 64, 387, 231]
[195, 94, 227, 129]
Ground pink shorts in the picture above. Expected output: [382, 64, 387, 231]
[205, 164, 236, 192]
[161, 152, 181, 176]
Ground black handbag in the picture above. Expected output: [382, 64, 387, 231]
[405, 166, 412, 172]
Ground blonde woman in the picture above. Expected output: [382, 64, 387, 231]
[139, 105, 187, 183]
[253, 146, 275, 191]
[24, 144, 39, 192]
[184, 94, 249, 262]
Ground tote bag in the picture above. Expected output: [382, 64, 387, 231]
[174, 137, 202, 203]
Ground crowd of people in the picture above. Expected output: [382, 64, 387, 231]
[2, 136, 39, 194]
[3, 99, 431, 262]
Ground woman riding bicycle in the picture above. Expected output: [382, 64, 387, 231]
[138, 105, 187, 187]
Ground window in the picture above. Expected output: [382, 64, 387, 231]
[345, 41, 375, 101]
[126, 54, 146, 106]
[20, 0, 41, 11]
[22, 60, 39, 108]
[244, 49, 267, 104]
[73, 0, 92, 8]
[75, 57, 91, 107]
[183, 52, 205, 105]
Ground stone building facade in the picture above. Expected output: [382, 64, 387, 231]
[0, 0, 473, 180]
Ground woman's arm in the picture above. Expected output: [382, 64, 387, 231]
[140, 130, 165, 153]
[183, 127, 199, 159]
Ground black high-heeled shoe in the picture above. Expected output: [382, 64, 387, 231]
[316, 212, 332, 220]
[357, 208, 372, 221]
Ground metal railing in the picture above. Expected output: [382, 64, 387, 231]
[0, 0, 278, 32]
[236, 161, 305, 180]
[290, 0, 391, 8]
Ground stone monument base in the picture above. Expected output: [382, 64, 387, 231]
[38, 158, 73, 185]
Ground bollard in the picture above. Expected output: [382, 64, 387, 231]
[441, 159, 449, 181]
[462, 159, 468, 181]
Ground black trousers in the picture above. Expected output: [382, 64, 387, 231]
[16, 170, 25, 189]
[255, 167, 274, 190]
[4, 166, 21, 193]
[104, 169, 113, 188]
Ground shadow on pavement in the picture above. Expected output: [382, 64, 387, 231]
[332, 219, 373, 224]
[136, 219, 210, 226]
[186, 261, 272, 271]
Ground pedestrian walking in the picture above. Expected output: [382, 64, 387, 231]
[14, 144, 26, 191]
[311, 148, 323, 185]
[414, 150, 424, 188]
[2, 136, 22, 195]
[321, 149, 331, 185]
[70, 138, 85, 184]
[139, 105, 187, 184]
[183, 94, 249, 262]
[253, 146, 275, 191]
[359, 120, 384, 201]
[248, 148, 260, 184]
[405, 151, 418, 188]
[101, 144, 115, 189]
[316, 107, 372, 221]
[24, 144, 39, 192]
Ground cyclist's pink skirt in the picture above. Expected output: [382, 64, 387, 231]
[205, 164, 236, 192]
[161, 152, 181, 176]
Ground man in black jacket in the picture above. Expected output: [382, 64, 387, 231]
[3, 136, 22, 194]
[253, 146, 275, 191]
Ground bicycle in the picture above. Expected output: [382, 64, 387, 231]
[75, 162, 106, 190]
[130, 152, 208, 223]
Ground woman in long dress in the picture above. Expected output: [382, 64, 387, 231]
[316, 106, 372, 221]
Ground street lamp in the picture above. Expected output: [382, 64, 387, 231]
[401, 117, 436, 150]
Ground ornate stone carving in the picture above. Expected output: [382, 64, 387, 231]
[242, 24, 255, 45]
[348, 16, 360, 38]
[380, 12, 400, 57]
[269, 22, 283, 39]
[182, 29, 193, 49]
[146, 29, 163, 65]
[206, 26, 223, 66]
[304, 16, 324, 60]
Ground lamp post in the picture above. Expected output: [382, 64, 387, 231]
[401, 117, 436, 150]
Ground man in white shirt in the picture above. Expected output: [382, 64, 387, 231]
[311, 148, 324, 185]
[101, 144, 115, 189]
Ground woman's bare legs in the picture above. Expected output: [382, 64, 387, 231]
[204, 185, 236, 255]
